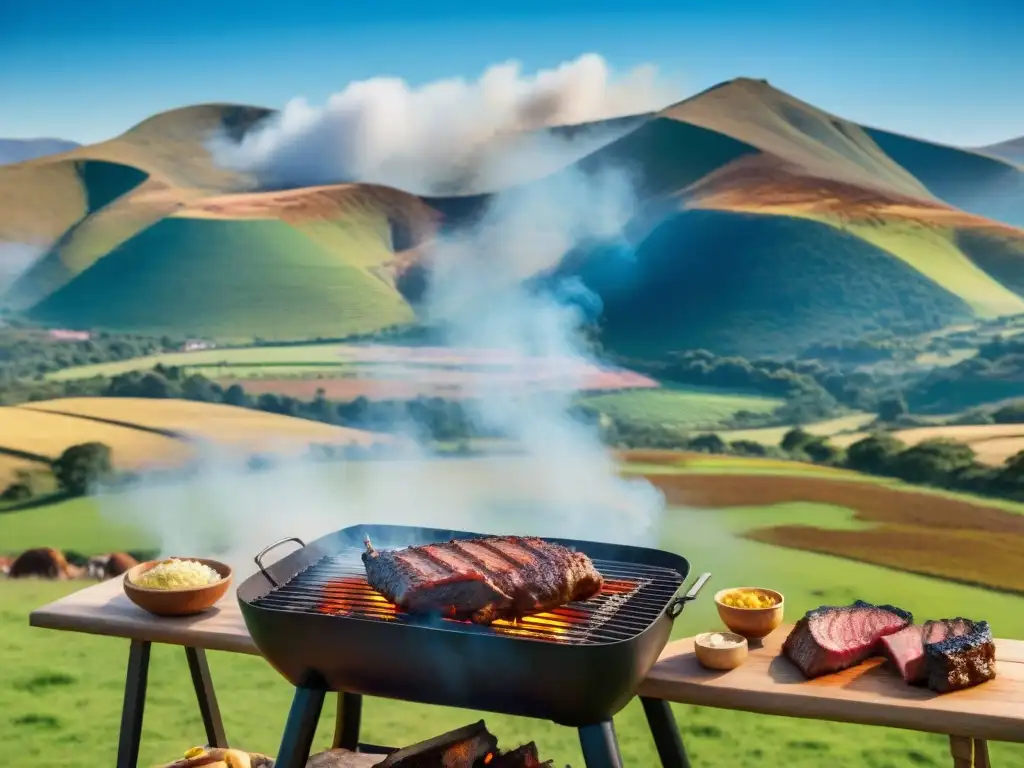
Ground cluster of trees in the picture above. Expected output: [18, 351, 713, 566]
[0, 324, 189, 386]
[779, 427, 1024, 502]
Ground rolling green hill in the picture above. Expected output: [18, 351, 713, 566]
[27, 215, 415, 341]
[563, 209, 976, 358]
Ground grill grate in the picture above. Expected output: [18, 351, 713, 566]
[251, 548, 684, 646]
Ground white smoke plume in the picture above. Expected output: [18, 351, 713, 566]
[210, 53, 678, 194]
[100, 56, 666, 576]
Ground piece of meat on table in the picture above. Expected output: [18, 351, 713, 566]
[361, 535, 604, 624]
[782, 600, 913, 679]
[924, 619, 997, 693]
[880, 618, 977, 685]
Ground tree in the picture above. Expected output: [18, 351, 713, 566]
[803, 437, 844, 465]
[845, 433, 906, 475]
[52, 442, 113, 496]
[780, 427, 813, 453]
[688, 433, 727, 454]
[877, 395, 908, 423]
[889, 439, 975, 486]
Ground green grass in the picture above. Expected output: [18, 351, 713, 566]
[580, 387, 783, 430]
[26, 216, 415, 342]
[5, 497, 1024, 767]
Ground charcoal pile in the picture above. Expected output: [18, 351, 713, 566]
[782, 600, 996, 693]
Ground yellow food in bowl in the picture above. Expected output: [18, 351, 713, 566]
[133, 558, 222, 590]
[720, 589, 778, 609]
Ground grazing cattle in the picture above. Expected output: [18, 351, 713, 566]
[0, 556, 12, 577]
[86, 555, 110, 580]
[9, 548, 71, 579]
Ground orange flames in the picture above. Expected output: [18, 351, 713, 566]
[314, 576, 638, 640]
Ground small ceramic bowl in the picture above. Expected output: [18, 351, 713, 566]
[694, 631, 749, 670]
[714, 587, 784, 639]
[123, 558, 233, 617]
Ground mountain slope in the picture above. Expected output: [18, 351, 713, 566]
[0, 138, 80, 166]
[978, 137, 1024, 165]
[865, 127, 1024, 229]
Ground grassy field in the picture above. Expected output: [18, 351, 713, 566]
[5, 486, 1024, 767]
[580, 387, 782, 430]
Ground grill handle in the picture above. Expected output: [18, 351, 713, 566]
[254, 536, 307, 587]
[665, 572, 711, 620]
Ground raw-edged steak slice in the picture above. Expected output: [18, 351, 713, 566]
[782, 600, 912, 679]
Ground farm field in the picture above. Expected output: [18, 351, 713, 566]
[718, 413, 876, 446]
[4, 478, 1024, 768]
[18, 398, 385, 453]
[579, 387, 783, 430]
[832, 422, 1024, 465]
[43, 342, 658, 400]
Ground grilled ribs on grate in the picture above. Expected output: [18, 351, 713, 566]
[361, 535, 604, 624]
[782, 600, 913, 678]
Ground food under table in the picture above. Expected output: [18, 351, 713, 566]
[637, 624, 1024, 768]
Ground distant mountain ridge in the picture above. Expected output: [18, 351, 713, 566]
[980, 137, 1024, 164]
[0, 138, 81, 166]
[2, 79, 1024, 359]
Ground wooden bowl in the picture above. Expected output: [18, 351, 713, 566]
[123, 558, 233, 617]
[694, 631, 749, 671]
[714, 587, 784, 640]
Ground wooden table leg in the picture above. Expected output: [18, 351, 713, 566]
[185, 647, 228, 748]
[973, 739, 991, 768]
[949, 735, 974, 767]
[116, 640, 151, 768]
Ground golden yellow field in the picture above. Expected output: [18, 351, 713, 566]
[0, 406, 194, 468]
[0, 455, 48, 487]
[18, 398, 384, 453]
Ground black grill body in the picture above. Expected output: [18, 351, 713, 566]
[237, 524, 693, 726]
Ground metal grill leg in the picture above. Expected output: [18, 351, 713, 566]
[185, 647, 228, 748]
[332, 692, 363, 750]
[275, 687, 326, 768]
[116, 640, 151, 768]
[641, 697, 691, 768]
[578, 721, 624, 768]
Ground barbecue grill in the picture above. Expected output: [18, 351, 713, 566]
[237, 524, 710, 768]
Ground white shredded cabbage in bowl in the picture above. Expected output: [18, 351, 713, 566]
[132, 558, 222, 590]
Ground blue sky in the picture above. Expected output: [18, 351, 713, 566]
[2, 0, 1021, 146]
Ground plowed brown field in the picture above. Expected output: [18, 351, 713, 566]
[646, 472, 1024, 592]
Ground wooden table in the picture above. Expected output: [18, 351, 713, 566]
[30, 581, 1024, 768]
[637, 625, 1024, 768]
[29, 576, 379, 768]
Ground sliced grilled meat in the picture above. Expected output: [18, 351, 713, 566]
[880, 619, 975, 684]
[362, 535, 604, 624]
[924, 619, 996, 693]
[782, 600, 912, 679]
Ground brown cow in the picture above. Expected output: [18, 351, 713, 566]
[85, 552, 139, 580]
[8, 548, 71, 579]
[0, 555, 11, 577]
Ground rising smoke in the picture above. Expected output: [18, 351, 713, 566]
[102, 56, 668, 576]
[209, 53, 678, 194]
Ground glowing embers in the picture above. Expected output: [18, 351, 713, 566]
[313, 575, 644, 643]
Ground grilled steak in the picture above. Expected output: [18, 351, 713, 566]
[879, 619, 975, 684]
[924, 619, 996, 693]
[782, 600, 912, 679]
[362, 535, 604, 624]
